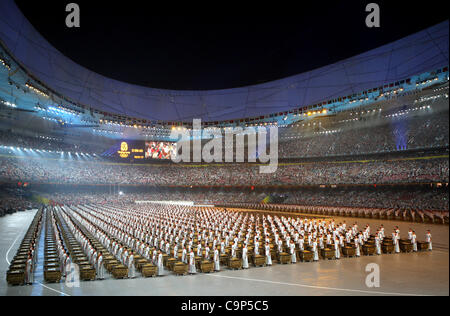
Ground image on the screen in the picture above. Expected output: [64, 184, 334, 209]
[145, 142, 177, 159]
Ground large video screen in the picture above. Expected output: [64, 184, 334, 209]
[102, 140, 177, 161]
[145, 142, 177, 160]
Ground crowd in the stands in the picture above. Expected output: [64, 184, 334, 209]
[0, 130, 102, 154]
[277, 109, 448, 158]
[0, 155, 448, 186]
[0, 189, 37, 217]
[281, 189, 448, 211]
[0, 97, 448, 161]
[36, 187, 448, 211]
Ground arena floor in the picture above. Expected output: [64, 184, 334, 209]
[1, 209, 448, 296]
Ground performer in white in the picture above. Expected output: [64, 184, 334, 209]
[157, 250, 164, 276]
[375, 235, 381, 255]
[354, 238, 361, 257]
[25, 254, 34, 285]
[298, 236, 305, 251]
[242, 244, 249, 269]
[411, 231, 417, 252]
[205, 245, 210, 260]
[265, 242, 272, 266]
[408, 229, 413, 240]
[182, 246, 187, 264]
[334, 238, 340, 259]
[144, 244, 150, 260]
[189, 250, 197, 274]
[173, 244, 178, 259]
[97, 252, 104, 280]
[127, 251, 135, 278]
[220, 240, 226, 255]
[393, 231, 400, 254]
[197, 243, 202, 257]
[64, 254, 72, 279]
[319, 234, 324, 250]
[213, 247, 220, 272]
[312, 239, 319, 262]
[426, 230, 432, 251]
[289, 240, 297, 263]
[231, 243, 237, 259]
[277, 239, 283, 253]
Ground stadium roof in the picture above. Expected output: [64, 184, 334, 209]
[0, 0, 448, 123]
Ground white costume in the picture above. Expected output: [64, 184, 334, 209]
[231, 245, 237, 258]
[265, 245, 272, 266]
[127, 254, 135, 278]
[289, 243, 296, 263]
[97, 255, 104, 279]
[394, 234, 400, 253]
[334, 240, 340, 259]
[312, 241, 319, 261]
[157, 253, 164, 276]
[426, 233, 432, 251]
[213, 249, 220, 271]
[375, 236, 381, 255]
[355, 239, 360, 257]
[26, 258, 34, 284]
[298, 238, 304, 251]
[411, 234, 417, 252]
[242, 247, 249, 269]
[173, 245, 178, 259]
[189, 252, 196, 274]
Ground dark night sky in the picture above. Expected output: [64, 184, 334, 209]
[14, 0, 448, 90]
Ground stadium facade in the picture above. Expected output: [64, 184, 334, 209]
[0, 0, 448, 130]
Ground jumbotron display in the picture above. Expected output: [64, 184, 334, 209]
[102, 140, 177, 160]
[145, 141, 177, 160]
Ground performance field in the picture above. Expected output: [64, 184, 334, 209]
[1, 206, 448, 296]
[0, 0, 449, 298]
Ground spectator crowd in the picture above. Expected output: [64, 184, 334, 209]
[36, 188, 448, 211]
[0, 188, 38, 217]
[277, 104, 448, 158]
[0, 130, 103, 154]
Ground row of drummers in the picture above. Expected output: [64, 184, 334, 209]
[65, 205, 189, 277]
[6, 208, 42, 286]
[59, 206, 390, 277]
[6, 206, 99, 286]
[62, 205, 431, 277]
[54, 205, 136, 280]
[85, 204, 432, 262]
[44, 206, 100, 283]
[64, 204, 239, 275]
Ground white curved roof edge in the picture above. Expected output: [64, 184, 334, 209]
[0, 0, 448, 122]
